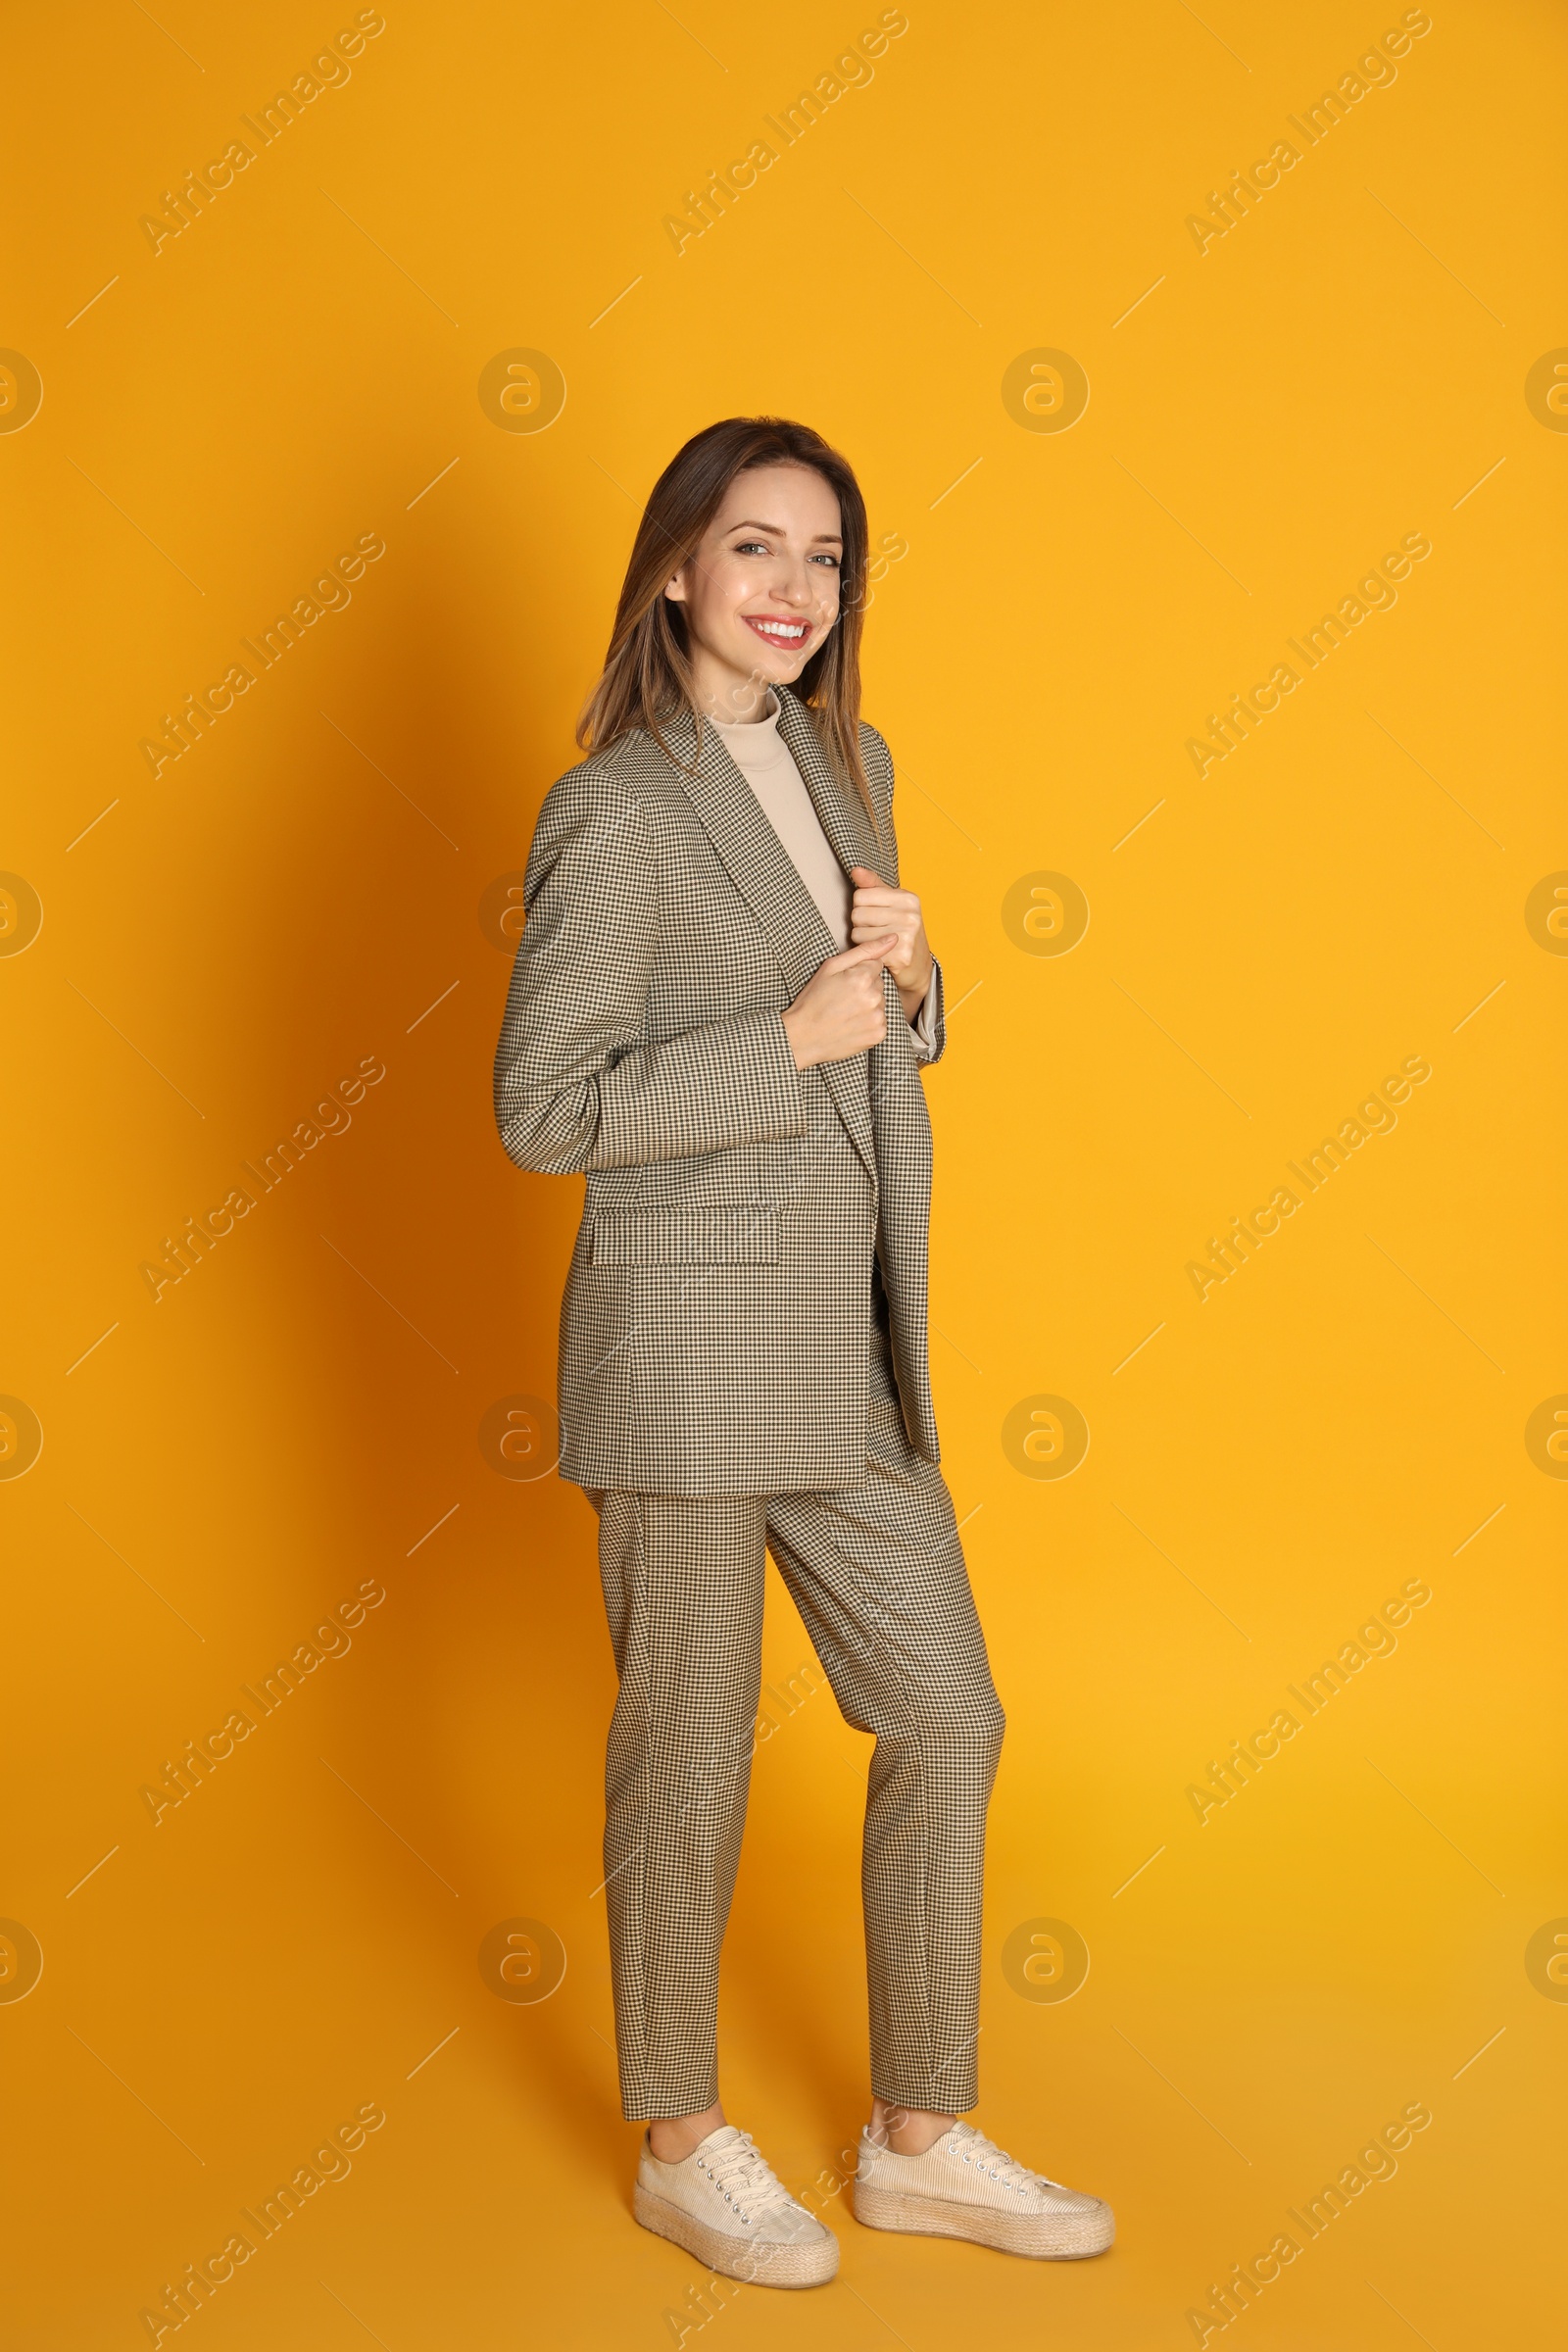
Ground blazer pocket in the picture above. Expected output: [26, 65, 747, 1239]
[589, 1206, 778, 1265]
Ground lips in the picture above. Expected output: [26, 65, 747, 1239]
[744, 614, 811, 648]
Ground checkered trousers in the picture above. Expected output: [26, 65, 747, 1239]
[585, 1294, 1005, 2122]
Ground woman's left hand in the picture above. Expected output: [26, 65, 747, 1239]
[850, 867, 934, 1022]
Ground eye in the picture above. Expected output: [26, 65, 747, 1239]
[810, 552, 842, 569]
[732, 538, 769, 556]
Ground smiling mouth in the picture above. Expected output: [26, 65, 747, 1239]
[744, 614, 811, 647]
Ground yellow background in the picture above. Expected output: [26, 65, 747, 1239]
[4, 1, 1563, 2343]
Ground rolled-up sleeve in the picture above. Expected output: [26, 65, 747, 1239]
[858, 719, 948, 1072]
[907, 956, 946, 1066]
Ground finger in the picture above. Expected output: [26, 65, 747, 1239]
[827, 932, 900, 969]
[849, 865, 885, 886]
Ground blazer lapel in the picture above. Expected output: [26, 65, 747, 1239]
[770, 684, 889, 886]
[772, 684, 918, 1135]
[652, 698, 881, 1192]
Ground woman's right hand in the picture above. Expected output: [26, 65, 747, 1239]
[781, 934, 898, 1070]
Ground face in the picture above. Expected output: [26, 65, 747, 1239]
[664, 463, 843, 717]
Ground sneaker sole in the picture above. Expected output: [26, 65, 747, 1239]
[852, 2180, 1114, 2260]
[633, 2182, 840, 2287]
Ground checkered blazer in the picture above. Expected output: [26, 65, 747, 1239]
[493, 682, 948, 1496]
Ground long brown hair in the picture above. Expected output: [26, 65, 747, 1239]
[576, 416, 879, 837]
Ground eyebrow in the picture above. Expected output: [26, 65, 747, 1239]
[725, 518, 843, 545]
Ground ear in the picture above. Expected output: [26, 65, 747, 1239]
[663, 572, 687, 605]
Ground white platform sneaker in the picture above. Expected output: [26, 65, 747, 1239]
[853, 2120, 1115, 2259]
[634, 2124, 840, 2287]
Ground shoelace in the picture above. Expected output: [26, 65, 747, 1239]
[693, 2132, 803, 2228]
[951, 2125, 1052, 2193]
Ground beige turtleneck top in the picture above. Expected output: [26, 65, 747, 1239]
[709, 689, 940, 1061]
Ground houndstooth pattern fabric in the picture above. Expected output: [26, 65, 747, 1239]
[493, 685, 947, 1495]
[586, 1298, 1004, 2121]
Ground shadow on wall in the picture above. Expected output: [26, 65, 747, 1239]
[221, 483, 630, 2161]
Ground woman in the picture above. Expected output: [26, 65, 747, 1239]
[493, 416, 1113, 2285]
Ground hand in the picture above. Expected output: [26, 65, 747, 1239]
[850, 867, 934, 1021]
[781, 934, 898, 1070]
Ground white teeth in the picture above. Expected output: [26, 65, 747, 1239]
[753, 620, 805, 639]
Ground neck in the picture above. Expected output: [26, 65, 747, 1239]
[689, 658, 778, 725]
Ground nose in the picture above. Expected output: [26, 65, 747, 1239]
[775, 556, 835, 616]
